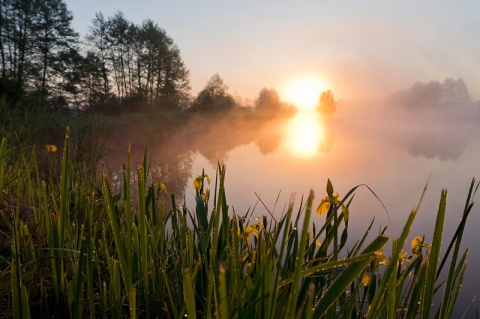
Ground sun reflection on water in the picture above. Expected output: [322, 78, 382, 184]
[285, 111, 324, 158]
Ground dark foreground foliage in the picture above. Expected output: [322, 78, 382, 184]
[0, 130, 478, 318]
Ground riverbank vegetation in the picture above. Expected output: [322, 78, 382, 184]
[0, 129, 477, 318]
[1, 1, 479, 318]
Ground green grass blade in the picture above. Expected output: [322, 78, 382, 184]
[218, 264, 229, 319]
[103, 174, 131, 292]
[137, 165, 149, 307]
[438, 179, 477, 318]
[287, 191, 314, 319]
[86, 195, 95, 317]
[279, 252, 380, 288]
[312, 235, 389, 318]
[123, 146, 133, 276]
[72, 226, 85, 319]
[130, 287, 137, 319]
[184, 269, 197, 319]
[422, 189, 447, 319]
[59, 127, 70, 247]
[405, 258, 428, 318]
[444, 252, 468, 318]
[366, 209, 417, 319]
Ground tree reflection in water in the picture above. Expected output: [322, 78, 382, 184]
[100, 110, 337, 205]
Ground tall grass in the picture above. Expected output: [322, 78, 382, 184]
[0, 130, 478, 318]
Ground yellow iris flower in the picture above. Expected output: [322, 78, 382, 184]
[46, 144, 57, 153]
[155, 182, 167, 193]
[316, 193, 340, 215]
[193, 174, 211, 191]
[411, 236, 431, 258]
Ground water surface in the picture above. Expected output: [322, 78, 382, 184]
[106, 101, 480, 314]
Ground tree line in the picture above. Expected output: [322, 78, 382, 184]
[390, 77, 473, 111]
[0, 0, 190, 113]
[1, 0, 336, 116]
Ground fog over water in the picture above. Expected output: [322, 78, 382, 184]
[101, 78, 480, 316]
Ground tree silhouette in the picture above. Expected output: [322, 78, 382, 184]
[255, 87, 282, 116]
[391, 77, 472, 110]
[440, 78, 471, 105]
[317, 90, 336, 115]
[86, 12, 190, 113]
[191, 73, 236, 112]
[0, 0, 78, 108]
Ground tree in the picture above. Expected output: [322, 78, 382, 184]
[32, 0, 78, 104]
[0, 0, 78, 108]
[440, 78, 471, 105]
[0, 0, 36, 102]
[104, 11, 136, 101]
[317, 90, 336, 115]
[1, 5, 191, 112]
[86, 12, 190, 113]
[392, 77, 472, 111]
[80, 51, 109, 112]
[53, 47, 84, 109]
[191, 73, 235, 112]
[85, 12, 110, 100]
[136, 19, 190, 110]
[254, 87, 282, 115]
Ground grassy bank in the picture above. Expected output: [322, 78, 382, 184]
[0, 129, 478, 318]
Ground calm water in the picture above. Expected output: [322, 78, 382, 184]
[106, 101, 480, 314]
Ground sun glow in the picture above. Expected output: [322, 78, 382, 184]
[285, 112, 324, 158]
[283, 77, 325, 111]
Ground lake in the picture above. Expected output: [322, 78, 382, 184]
[104, 99, 480, 315]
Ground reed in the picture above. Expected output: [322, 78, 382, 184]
[0, 130, 477, 318]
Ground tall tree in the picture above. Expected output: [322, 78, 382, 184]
[0, 0, 35, 101]
[0, 0, 77, 108]
[105, 11, 135, 100]
[85, 12, 110, 100]
[86, 12, 190, 112]
[192, 73, 235, 112]
[80, 51, 109, 112]
[86, 12, 110, 101]
[255, 87, 282, 115]
[32, 0, 78, 104]
[136, 19, 189, 110]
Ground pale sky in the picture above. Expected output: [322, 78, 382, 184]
[65, 0, 480, 102]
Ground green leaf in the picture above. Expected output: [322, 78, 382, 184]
[422, 189, 447, 319]
[313, 235, 389, 318]
[184, 269, 197, 319]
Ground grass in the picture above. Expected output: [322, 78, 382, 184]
[0, 129, 478, 318]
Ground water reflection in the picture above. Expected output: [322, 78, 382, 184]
[100, 96, 479, 203]
[101, 110, 337, 199]
[96, 96, 479, 316]
[285, 111, 324, 158]
[382, 79, 480, 161]
[255, 123, 282, 156]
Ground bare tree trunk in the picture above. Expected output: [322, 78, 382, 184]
[0, 3, 6, 77]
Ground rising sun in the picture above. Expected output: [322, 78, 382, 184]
[282, 77, 325, 111]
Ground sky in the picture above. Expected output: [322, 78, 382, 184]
[64, 0, 480, 102]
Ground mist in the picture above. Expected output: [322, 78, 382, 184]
[334, 77, 480, 161]
[99, 77, 480, 203]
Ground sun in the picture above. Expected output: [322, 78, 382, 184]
[282, 77, 325, 111]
